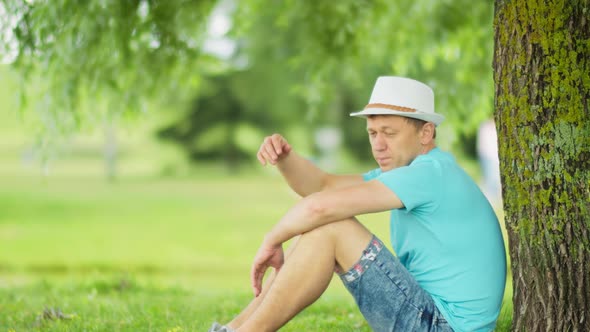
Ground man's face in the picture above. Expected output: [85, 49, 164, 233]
[366, 115, 424, 172]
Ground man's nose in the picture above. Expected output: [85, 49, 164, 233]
[373, 134, 387, 151]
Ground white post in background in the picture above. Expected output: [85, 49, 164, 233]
[314, 127, 342, 171]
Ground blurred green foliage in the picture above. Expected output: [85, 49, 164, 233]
[0, 0, 494, 165]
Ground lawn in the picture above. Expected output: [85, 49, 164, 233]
[0, 169, 512, 331]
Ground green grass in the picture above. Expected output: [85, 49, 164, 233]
[0, 170, 512, 331]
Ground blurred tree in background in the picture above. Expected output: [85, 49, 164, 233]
[0, 0, 216, 126]
[0, 0, 494, 168]
[156, 70, 305, 171]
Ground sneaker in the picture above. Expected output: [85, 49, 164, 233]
[218, 326, 235, 332]
[208, 322, 222, 332]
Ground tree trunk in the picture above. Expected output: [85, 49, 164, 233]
[493, 0, 590, 331]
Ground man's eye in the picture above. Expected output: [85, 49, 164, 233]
[369, 132, 377, 137]
[385, 132, 395, 136]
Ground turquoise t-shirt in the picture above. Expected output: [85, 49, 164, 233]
[363, 148, 506, 332]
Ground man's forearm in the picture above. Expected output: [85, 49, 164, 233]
[263, 195, 327, 246]
[277, 151, 328, 197]
[263, 191, 354, 246]
[262, 180, 401, 247]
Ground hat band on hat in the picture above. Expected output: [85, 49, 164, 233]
[364, 103, 416, 113]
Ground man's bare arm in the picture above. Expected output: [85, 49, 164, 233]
[263, 179, 403, 246]
[277, 151, 363, 196]
[257, 134, 364, 196]
[250, 179, 402, 294]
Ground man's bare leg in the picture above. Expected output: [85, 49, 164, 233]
[226, 237, 301, 329]
[236, 218, 372, 332]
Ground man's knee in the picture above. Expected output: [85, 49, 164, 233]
[301, 218, 373, 271]
[302, 218, 366, 240]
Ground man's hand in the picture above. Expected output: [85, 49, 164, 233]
[257, 134, 292, 166]
[250, 241, 284, 297]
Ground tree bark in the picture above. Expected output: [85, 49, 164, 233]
[493, 0, 590, 331]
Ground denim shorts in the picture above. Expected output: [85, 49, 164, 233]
[339, 235, 454, 332]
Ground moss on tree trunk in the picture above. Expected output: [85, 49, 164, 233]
[493, 0, 590, 330]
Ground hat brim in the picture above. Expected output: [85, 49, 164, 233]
[350, 108, 444, 126]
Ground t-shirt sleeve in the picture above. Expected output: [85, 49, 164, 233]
[362, 168, 382, 181]
[375, 159, 441, 212]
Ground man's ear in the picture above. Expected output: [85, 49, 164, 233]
[421, 122, 436, 144]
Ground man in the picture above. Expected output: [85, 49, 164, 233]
[209, 76, 506, 332]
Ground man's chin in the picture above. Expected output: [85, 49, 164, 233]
[379, 164, 395, 172]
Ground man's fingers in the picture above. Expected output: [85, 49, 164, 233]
[271, 134, 284, 154]
[259, 137, 275, 163]
[257, 141, 275, 165]
[250, 264, 258, 295]
[257, 135, 290, 166]
[260, 150, 276, 165]
[256, 150, 267, 166]
[263, 144, 278, 163]
[284, 143, 292, 154]
[255, 270, 264, 296]
[250, 263, 266, 297]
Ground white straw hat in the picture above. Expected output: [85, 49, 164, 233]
[350, 76, 444, 126]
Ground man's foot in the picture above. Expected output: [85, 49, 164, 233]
[207, 322, 235, 332]
[207, 322, 222, 332]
